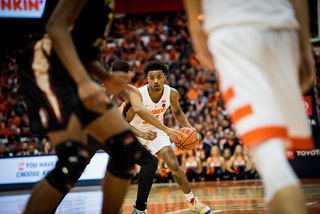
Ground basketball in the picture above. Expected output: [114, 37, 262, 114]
[173, 127, 199, 151]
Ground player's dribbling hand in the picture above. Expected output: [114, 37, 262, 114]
[190, 127, 201, 143]
[165, 128, 186, 139]
[78, 79, 110, 113]
[141, 130, 157, 141]
[299, 50, 316, 94]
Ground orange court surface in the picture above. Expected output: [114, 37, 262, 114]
[0, 179, 319, 213]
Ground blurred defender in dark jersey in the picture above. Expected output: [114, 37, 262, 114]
[19, 1, 142, 213]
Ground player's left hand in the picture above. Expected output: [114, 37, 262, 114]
[141, 130, 157, 141]
[299, 50, 316, 94]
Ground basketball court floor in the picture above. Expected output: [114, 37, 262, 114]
[0, 179, 319, 213]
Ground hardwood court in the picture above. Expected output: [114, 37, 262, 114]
[0, 179, 319, 213]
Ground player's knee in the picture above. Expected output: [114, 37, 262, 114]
[166, 160, 180, 173]
[253, 139, 299, 203]
[87, 134, 102, 157]
[105, 130, 141, 178]
[45, 141, 90, 194]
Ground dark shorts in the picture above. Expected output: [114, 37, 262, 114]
[18, 35, 101, 134]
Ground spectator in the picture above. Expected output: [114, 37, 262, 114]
[28, 145, 40, 156]
[0, 143, 9, 157]
[41, 141, 55, 155]
[6, 123, 20, 143]
[222, 148, 233, 180]
[182, 150, 202, 182]
[16, 142, 29, 156]
[217, 129, 227, 148]
[226, 145, 252, 180]
[199, 150, 207, 180]
[8, 141, 20, 156]
[38, 138, 49, 152]
[223, 130, 240, 155]
[206, 145, 225, 181]
[7, 110, 21, 128]
[19, 113, 31, 139]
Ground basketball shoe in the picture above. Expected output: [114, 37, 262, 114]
[131, 208, 147, 214]
[119, 201, 125, 213]
[187, 198, 211, 214]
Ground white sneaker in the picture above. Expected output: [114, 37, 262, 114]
[130, 208, 148, 214]
[187, 198, 211, 214]
[119, 200, 125, 213]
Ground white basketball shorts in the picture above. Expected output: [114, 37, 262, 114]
[137, 131, 172, 155]
[207, 25, 313, 150]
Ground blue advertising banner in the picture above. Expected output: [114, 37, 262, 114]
[0, 152, 109, 190]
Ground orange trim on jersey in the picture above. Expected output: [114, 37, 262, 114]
[223, 87, 235, 105]
[232, 104, 253, 123]
[291, 136, 314, 151]
[240, 126, 288, 148]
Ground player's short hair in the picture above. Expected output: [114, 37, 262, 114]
[112, 60, 130, 73]
[144, 60, 169, 76]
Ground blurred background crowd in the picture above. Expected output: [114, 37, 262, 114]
[1, 12, 319, 182]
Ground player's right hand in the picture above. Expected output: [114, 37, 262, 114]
[102, 72, 140, 105]
[141, 130, 157, 141]
[189, 28, 215, 71]
[102, 72, 134, 97]
[78, 79, 110, 113]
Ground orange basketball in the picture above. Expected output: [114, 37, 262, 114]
[173, 127, 199, 151]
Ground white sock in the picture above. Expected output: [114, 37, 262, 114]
[253, 138, 299, 203]
[184, 191, 195, 202]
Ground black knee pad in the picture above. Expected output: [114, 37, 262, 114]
[46, 141, 90, 194]
[105, 130, 141, 179]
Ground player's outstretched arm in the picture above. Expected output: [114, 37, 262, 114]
[183, 0, 214, 70]
[46, 0, 89, 86]
[45, 0, 109, 113]
[87, 61, 135, 97]
[86, 61, 141, 106]
[170, 88, 193, 129]
[128, 85, 184, 137]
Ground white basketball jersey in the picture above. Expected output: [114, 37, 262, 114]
[130, 84, 171, 135]
[201, 0, 299, 33]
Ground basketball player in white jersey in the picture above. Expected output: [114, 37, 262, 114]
[89, 60, 185, 214]
[127, 60, 211, 214]
[184, 0, 315, 213]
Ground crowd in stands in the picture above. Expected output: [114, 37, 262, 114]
[1, 12, 319, 182]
